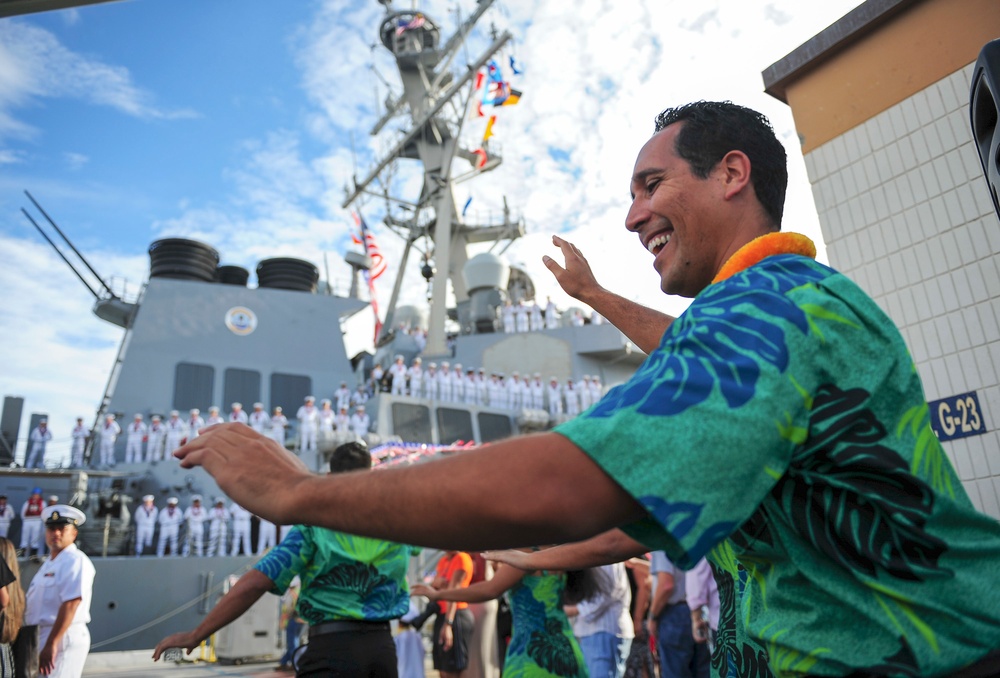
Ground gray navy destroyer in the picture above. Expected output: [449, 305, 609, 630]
[0, 0, 644, 660]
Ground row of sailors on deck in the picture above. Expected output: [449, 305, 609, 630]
[383, 356, 604, 415]
[42, 397, 370, 468]
[500, 297, 603, 333]
[134, 494, 285, 558]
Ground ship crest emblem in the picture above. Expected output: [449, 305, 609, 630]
[225, 307, 258, 336]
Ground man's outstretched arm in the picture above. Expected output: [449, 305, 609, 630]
[176, 424, 646, 551]
[544, 235, 674, 354]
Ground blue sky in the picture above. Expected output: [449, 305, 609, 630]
[0, 0, 866, 463]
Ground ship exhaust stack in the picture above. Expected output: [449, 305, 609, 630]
[463, 252, 509, 334]
[256, 257, 320, 293]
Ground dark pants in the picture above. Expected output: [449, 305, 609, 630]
[655, 603, 709, 678]
[296, 627, 397, 678]
[432, 608, 474, 673]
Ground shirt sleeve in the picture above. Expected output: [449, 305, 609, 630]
[254, 526, 310, 594]
[555, 269, 819, 568]
[0, 556, 14, 589]
[57, 557, 86, 602]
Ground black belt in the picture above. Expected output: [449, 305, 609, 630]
[308, 620, 390, 638]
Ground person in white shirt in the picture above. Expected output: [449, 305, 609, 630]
[437, 361, 452, 401]
[501, 300, 516, 333]
[99, 414, 121, 467]
[229, 403, 248, 425]
[229, 503, 253, 556]
[515, 300, 530, 333]
[0, 495, 15, 539]
[156, 498, 183, 557]
[205, 406, 225, 428]
[407, 359, 423, 397]
[187, 409, 205, 442]
[450, 363, 465, 402]
[183, 496, 208, 557]
[270, 407, 288, 447]
[335, 407, 351, 436]
[70, 417, 88, 468]
[507, 372, 525, 410]
[248, 403, 270, 435]
[589, 377, 603, 404]
[462, 369, 477, 405]
[547, 377, 564, 418]
[319, 400, 336, 434]
[334, 382, 352, 411]
[134, 495, 158, 557]
[571, 310, 585, 327]
[256, 517, 277, 555]
[389, 356, 408, 396]
[25, 505, 96, 678]
[206, 498, 229, 557]
[296, 396, 319, 453]
[350, 405, 371, 438]
[565, 379, 580, 418]
[425, 363, 439, 400]
[579, 376, 593, 411]
[26, 419, 52, 469]
[486, 373, 504, 408]
[125, 414, 147, 464]
[544, 296, 559, 329]
[529, 373, 546, 410]
[476, 368, 489, 405]
[530, 301, 544, 331]
[165, 411, 186, 454]
[146, 415, 165, 462]
[350, 385, 369, 409]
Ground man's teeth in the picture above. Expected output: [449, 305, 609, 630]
[647, 234, 670, 253]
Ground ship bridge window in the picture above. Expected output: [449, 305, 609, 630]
[478, 413, 513, 443]
[224, 369, 261, 410]
[270, 373, 312, 415]
[173, 363, 215, 411]
[391, 403, 432, 443]
[437, 408, 474, 446]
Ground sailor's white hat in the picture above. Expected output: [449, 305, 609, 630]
[305, 395, 315, 402]
[48, 495, 58, 503]
[142, 494, 154, 502]
[42, 504, 86, 527]
[214, 497, 226, 504]
[170, 410, 180, 416]
[151, 415, 161, 421]
[253, 402, 263, 409]
[39, 418, 47, 424]
[231, 402, 242, 409]
[274, 406, 283, 412]
[167, 497, 179, 505]
[191, 494, 202, 502]
[106, 413, 116, 420]
[209, 406, 220, 412]
[190, 408, 200, 415]
[321, 399, 332, 405]
[134, 413, 143, 419]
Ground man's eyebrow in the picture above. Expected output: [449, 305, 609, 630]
[630, 168, 662, 198]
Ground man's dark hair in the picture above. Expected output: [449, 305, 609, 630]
[654, 101, 787, 226]
[330, 441, 372, 474]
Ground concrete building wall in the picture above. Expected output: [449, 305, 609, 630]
[802, 61, 1000, 517]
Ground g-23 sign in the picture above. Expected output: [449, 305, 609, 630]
[928, 391, 987, 441]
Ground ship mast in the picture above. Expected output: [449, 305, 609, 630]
[342, 0, 523, 355]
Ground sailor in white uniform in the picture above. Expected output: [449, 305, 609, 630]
[0, 495, 14, 539]
[205, 406, 225, 428]
[544, 296, 559, 329]
[547, 377, 564, 418]
[407, 359, 423, 397]
[318, 400, 336, 434]
[334, 381, 352, 411]
[463, 369, 478, 405]
[507, 372, 525, 411]
[70, 418, 88, 468]
[579, 375, 593, 411]
[350, 385, 369, 409]
[270, 407, 288, 447]
[450, 363, 465, 402]
[146, 415, 165, 462]
[424, 363, 438, 400]
[334, 407, 350, 436]
[229, 502, 253, 556]
[530, 301, 544, 331]
[515, 300, 530, 333]
[256, 516, 277, 555]
[529, 373, 545, 410]
[589, 376, 603, 404]
[476, 368, 489, 405]
[296, 396, 319, 453]
[187, 409, 205, 442]
[501, 300, 516, 333]
[350, 405, 370, 438]
[248, 403, 270, 435]
[164, 411, 185, 455]
[564, 379, 580, 418]
[124, 414, 147, 464]
[98, 414, 121, 467]
[156, 497, 183, 557]
[228, 403, 248, 425]
[25, 505, 95, 678]
[438, 361, 452, 401]
[206, 498, 229, 557]
[26, 419, 52, 469]
[134, 495, 157, 557]
[183, 496, 208, 557]
[389, 355, 408, 396]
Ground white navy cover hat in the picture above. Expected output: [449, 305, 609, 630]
[214, 497, 225, 505]
[190, 408, 200, 415]
[42, 504, 86, 527]
[191, 495, 202, 502]
[170, 410, 180, 416]
[167, 497, 179, 505]
[231, 403, 242, 409]
[305, 396, 315, 402]
[142, 495, 154, 502]
[253, 402, 263, 409]
[39, 418, 47, 424]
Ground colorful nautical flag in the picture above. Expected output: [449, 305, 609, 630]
[509, 56, 523, 75]
[395, 13, 425, 36]
[483, 115, 496, 142]
[352, 212, 386, 340]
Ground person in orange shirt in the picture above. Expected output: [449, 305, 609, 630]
[429, 551, 473, 678]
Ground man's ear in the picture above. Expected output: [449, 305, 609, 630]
[718, 150, 752, 201]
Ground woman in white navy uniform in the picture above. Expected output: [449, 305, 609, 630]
[24, 505, 95, 678]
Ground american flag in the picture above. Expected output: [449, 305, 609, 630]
[395, 13, 426, 36]
[352, 212, 386, 341]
